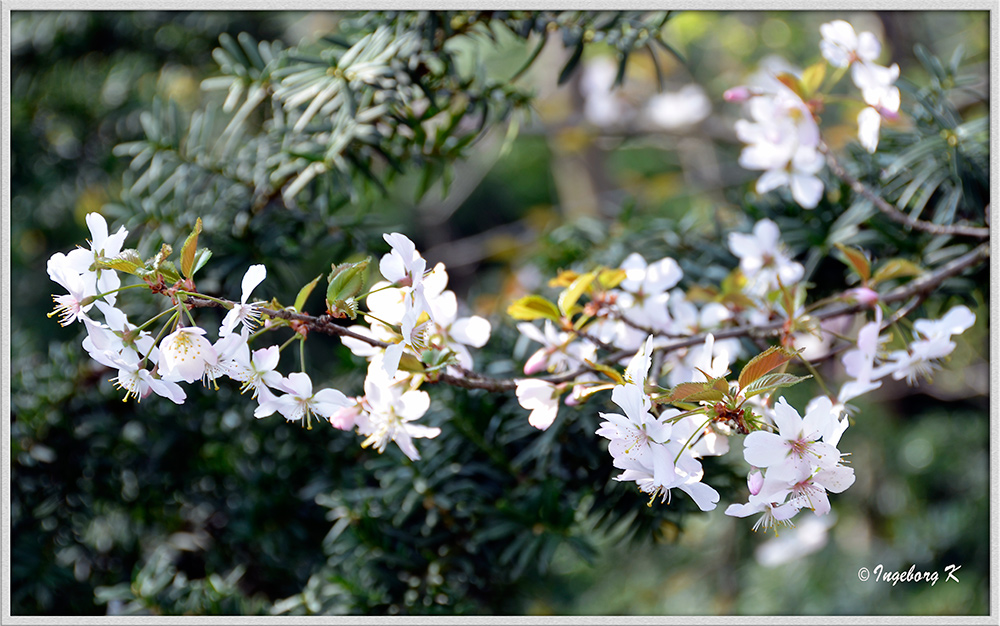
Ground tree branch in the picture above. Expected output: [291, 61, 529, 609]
[822, 146, 991, 239]
[185, 242, 987, 393]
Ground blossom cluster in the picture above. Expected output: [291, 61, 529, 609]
[334, 233, 492, 459]
[728, 20, 900, 208]
[45, 215, 495, 461]
[510, 211, 975, 532]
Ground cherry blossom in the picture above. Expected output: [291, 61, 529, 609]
[515, 379, 561, 430]
[220, 264, 267, 336]
[254, 371, 351, 428]
[158, 326, 219, 384]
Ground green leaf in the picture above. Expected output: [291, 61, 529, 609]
[103, 249, 145, 276]
[179, 217, 203, 279]
[558, 272, 595, 317]
[871, 258, 924, 285]
[737, 346, 799, 391]
[801, 61, 826, 96]
[742, 372, 812, 400]
[596, 267, 627, 290]
[149, 243, 172, 273]
[294, 274, 323, 312]
[775, 72, 805, 100]
[326, 257, 370, 311]
[507, 295, 561, 321]
[191, 248, 213, 276]
[834, 243, 871, 282]
[558, 41, 585, 86]
[664, 379, 726, 404]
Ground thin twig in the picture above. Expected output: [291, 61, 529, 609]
[822, 146, 990, 239]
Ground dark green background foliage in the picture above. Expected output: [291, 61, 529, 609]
[10, 11, 990, 615]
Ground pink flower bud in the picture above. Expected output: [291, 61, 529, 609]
[877, 106, 900, 121]
[847, 287, 879, 308]
[329, 403, 362, 430]
[724, 86, 752, 103]
[523, 349, 549, 376]
[747, 470, 764, 496]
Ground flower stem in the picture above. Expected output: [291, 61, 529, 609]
[795, 353, 831, 398]
[135, 306, 181, 333]
[143, 310, 179, 369]
[299, 335, 306, 373]
[674, 416, 714, 465]
[278, 334, 299, 353]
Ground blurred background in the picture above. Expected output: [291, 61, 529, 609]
[9, 11, 990, 615]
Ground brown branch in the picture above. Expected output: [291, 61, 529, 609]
[822, 146, 990, 239]
[184, 242, 988, 393]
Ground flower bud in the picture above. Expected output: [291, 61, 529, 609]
[747, 470, 764, 496]
[329, 403, 362, 430]
[523, 349, 549, 375]
[846, 286, 879, 308]
[724, 86, 752, 103]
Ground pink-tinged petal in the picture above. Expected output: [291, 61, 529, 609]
[743, 431, 789, 468]
[523, 349, 549, 375]
[329, 404, 361, 430]
[261, 371, 284, 389]
[610, 384, 649, 424]
[451, 316, 491, 348]
[767, 456, 812, 483]
[313, 388, 350, 416]
[398, 390, 431, 420]
[254, 387, 281, 418]
[771, 499, 802, 521]
[644, 419, 672, 444]
[650, 445, 677, 487]
[801, 396, 834, 440]
[282, 371, 313, 398]
[725, 502, 760, 518]
[815, 465, 855, 494]
[253, 345, 280, 372]
[748, 470, 765, 495]
[771, 398, 803, 436]
[679, 481, 720, 512]
[804, 486, 832, 516]
[528, 403, 559, 430]
[240, 264, 267, 303]
[148, 377, 186, 405]
[837, 378, 882, 404]
[809, 441, 843, 470]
